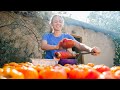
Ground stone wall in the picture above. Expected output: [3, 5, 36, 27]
[0, 11, 51, 64]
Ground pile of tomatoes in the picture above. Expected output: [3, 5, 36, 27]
[0, 62, 120, 79]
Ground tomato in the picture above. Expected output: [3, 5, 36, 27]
[110, 66, 120, 73]
[2, 67, 24, 79]
[87, 63, 95, 67]
[0, 76, 7, 79]
[64, 64, 78, 70]
[0, 68, 4, 78]
[114, 70, 120, 79]
[0, 68, 3, 74]
[39, 67, 67, 79]
[98, 71, 116, 79]
[16, 66, 39, 79]
[78, 64, 92, 69]
[85, 69, 101, 79]
[54, 51, 74, 59]
[60, 38, 75, 49]
[33, 65, 44, 73]
[93, 64, 110, 73]
[7, 62, 19, 67]
[0, 68, 7, 79]
[68, 68, 88, 79]
[63, 66, 71, 74]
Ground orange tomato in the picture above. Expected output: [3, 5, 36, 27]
[0, 68, 3, 74]
[87, 63, 95, 67]
[33, 65, 44, 72]
[63, 66, 71, 74]
[21, 62, 34, 67]
[8, 62, 19, 66]
[2, 67, 24, 79]
[114, 70, 120, 79]
[110, 66, 120, 73]
[39, 67, 67, 79]
[16, 66, 39, 79]
[0, 68, 4, 78]
[68, 67, 88, 79]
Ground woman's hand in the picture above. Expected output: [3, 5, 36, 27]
[55, 40, 64, 50]
[91, 47, 101, 56]
[58, 38, 75, 49]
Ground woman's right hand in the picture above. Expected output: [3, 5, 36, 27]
[57, 38, 75, 50]
[56, 40, 64, 50]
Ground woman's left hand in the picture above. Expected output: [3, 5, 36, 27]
[91, 47, 101, 56]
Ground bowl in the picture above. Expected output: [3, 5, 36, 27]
[58, 59, 78, 66]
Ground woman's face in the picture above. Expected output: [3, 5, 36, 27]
[51, 16, 64, 31]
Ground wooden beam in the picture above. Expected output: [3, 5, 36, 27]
[71, 34, 84, 64]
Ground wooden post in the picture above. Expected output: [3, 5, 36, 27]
[71, 34, 84, 64]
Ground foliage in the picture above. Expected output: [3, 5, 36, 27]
[0, 37, 31, 68]
[87, 11, 120, 66]
[113, 35, 120, 66]
[87, 11, 120, 32]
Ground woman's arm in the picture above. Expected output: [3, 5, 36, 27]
[74, 40, 100, 56]
[74, 40, 92, 52]
[41, 40, 59, 50]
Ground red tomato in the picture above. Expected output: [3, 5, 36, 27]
[93, 65, 110, 73]
[60, 38, 75, 49]
[54, 51, 74, 59]
[98, 71, 116, 79]
[85, 69, 101, 79]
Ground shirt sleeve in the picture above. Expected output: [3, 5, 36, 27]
[65, 33, 75, 40]
[42, 33, 49, 41]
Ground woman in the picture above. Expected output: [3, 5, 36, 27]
[41, 14, 100, 59]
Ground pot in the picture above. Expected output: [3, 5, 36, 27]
[58, 59, 78, 66]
